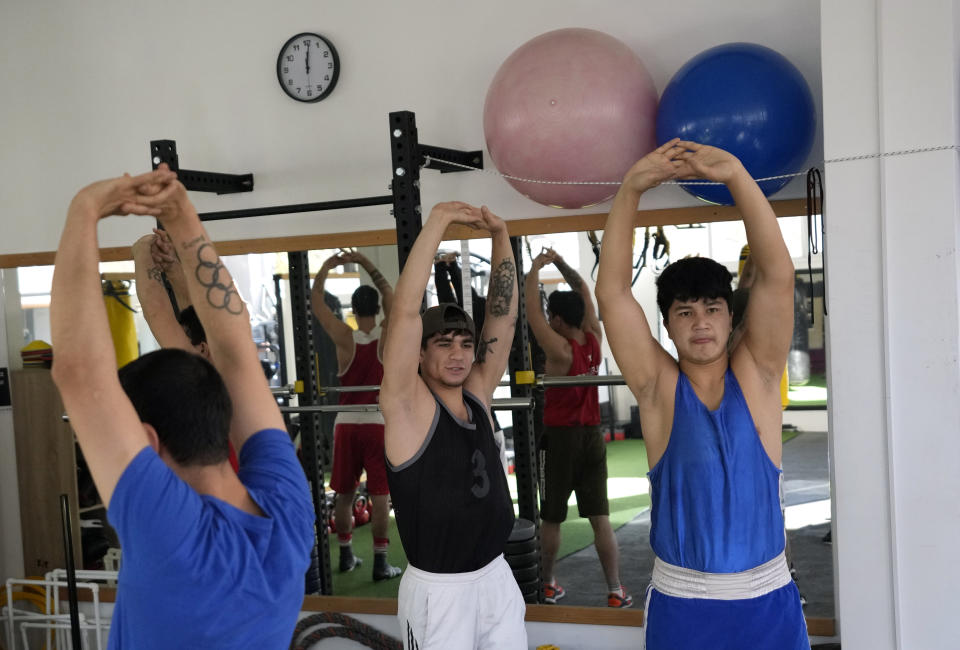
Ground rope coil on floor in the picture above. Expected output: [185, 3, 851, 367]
[290, 612, 402, 650]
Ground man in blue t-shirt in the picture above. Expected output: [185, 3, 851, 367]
[51, 167, 315, 649]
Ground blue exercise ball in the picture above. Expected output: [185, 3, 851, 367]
[656, 42, 816, 205]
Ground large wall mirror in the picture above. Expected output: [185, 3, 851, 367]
[4, 201, 831, 632]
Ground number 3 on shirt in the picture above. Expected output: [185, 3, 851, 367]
[471, 450, 490, 498]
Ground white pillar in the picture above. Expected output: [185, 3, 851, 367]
[822, 1, 960, 647]
[0, 269, 24, 581]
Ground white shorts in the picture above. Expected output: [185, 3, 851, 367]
[398, 554, 527, 650]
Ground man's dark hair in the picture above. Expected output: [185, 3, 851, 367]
[351, 285, 380, 318]
[656, 257, 733, 323]
[546, 291, 585, 329]
[118, 348, 231, 466]
[177, 306, 207, 346]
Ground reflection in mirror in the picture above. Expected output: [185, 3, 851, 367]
[511, 220, 831, 617]
[9, 218, 829, 619]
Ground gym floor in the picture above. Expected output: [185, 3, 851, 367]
[555, 424, 834, 618]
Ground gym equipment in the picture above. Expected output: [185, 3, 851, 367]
[506, 550, 539, 570]
[484, 28, 657, 208]
[656, 42, 816, 205]
[102, 280, 138, 368]
[505, 518, 540, 603]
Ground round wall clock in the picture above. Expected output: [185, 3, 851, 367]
[277, 32, 340, 102]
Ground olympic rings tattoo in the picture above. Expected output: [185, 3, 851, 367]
[194, 243, 244, 314]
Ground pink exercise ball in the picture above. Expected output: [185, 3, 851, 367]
[483, 28, 657, 209]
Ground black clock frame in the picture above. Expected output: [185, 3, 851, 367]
[276, 32, 340, 103]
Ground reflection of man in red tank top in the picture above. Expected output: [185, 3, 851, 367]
[312, 251, 401, 581]
[525, 248, 632, 609]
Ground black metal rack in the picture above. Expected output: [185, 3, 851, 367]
[146, 111, 518, 597]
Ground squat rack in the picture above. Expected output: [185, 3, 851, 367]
[146, 111, 542, 598]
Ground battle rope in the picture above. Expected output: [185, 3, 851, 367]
[289, 612, 403, 650]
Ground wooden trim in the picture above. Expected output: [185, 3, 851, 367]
[0, 199, 807, 269]
[301, 595, 398, 615]
[805, 617, 836, 637]
[67, 588, 833, 633]
[525, 604, 644, 626]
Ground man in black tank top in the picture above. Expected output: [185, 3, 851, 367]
[381, 202, 526, 649]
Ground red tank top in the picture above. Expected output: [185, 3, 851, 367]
[338, 327, 384, 406]
[543, 331, 601, 427]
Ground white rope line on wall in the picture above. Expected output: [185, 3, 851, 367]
[424, 144, 960, 187]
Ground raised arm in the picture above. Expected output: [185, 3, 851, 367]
[524, 252, 573, 373]
[311, 254, 356, 353]
[381, 202, 483, 408]
[51, 169, 177, 507]
[675, 142, 794, 381]
[349, 251, 395, 320]
[132, 234, 194, 352]
[150, 228, 190, 311]
[139, 172, 284, 449]
[465, 206, 518, 401]
[551, 250, 602, 343]
[595, 141, 684, 400]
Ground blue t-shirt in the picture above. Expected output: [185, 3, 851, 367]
[106, 429, 315, 649]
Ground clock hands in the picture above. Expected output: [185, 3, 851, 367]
[305, 42, 311, 76]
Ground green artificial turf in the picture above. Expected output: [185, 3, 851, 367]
[547, 439, 651, 560]
[788, 372, 828, 407]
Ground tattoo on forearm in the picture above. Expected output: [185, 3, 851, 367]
[147, 266, 164, 283]
[556, 259, 583, 292]
[476, 337, 498, 364]
[183, 236, 204, 249]
[369, 269, 389, 289]
[489, 259, 515, 317]
[194, 243, 244, 314]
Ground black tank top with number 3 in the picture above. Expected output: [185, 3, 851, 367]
[386, 389, 515, 573]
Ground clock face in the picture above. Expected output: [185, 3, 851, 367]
[277, 32, 340, 102]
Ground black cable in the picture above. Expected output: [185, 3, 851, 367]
[806, 168, 825, 323]
[102, 279, 139, 313]
[631, 227, 651, 286]
[652, 226, 670, 272]
[587, 230, 601, 280]
[60, 494, 84, 650]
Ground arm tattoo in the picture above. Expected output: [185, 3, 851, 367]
[183, 235, 205, 249]
[489, 259, 515, 318]
[194, 242, 244, 314]
[146, 266, 164, 283]
[369, 268, 389, 290]
[555, 259, 584, 292]
[476, 337, 498, 364]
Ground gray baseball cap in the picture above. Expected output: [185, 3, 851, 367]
[421, 303, 476, 341]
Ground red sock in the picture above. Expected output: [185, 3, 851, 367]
[373, 537, 389, 553]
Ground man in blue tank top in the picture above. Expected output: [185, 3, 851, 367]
[381, 202, 526, 649]
[596, 140, 809, 649]
[51, 168, 315, 649]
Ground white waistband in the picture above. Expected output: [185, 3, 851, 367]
[334, 411, 385, 425]
[651, 551, 792, 601]
[404, 555, 507, 584]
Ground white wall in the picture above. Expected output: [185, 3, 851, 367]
[0, 1, 822, 259]
[822, 1, 960, 648]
